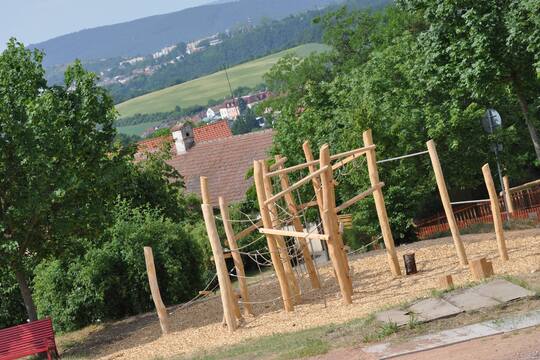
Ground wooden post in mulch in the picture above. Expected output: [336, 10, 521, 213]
[275, 154, 321, 289]
[218, 196, 254, 316]
[253, 160, 294, 312]
[200, 177, 238, 332]
[503, 175, 514, 215]
[427, 139, 469, 266]
[469, 257, 495, 281]
[261, 160, 301, 303]
[319, 144, 353, 304]
[363, 130, 401, 276]
[482, 164, 509, 261]
[439, 274, 454, 289]
[143, 246, 171, 335]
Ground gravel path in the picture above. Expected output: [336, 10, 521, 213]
[93, 229, 540, 360]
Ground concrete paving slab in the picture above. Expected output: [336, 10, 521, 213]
[485, 309, 540, 333]
[408, 297, 463, 322]
[362, 309, 540, 359]
[472, 279, 535, 302]
[443, 289, 501, 312]
[363, 323, 501, 359]
[375, 309, 411, 327]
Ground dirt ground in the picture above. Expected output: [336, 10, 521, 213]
[60, 228, 540, 360]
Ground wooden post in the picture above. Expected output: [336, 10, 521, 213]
[426, 140, 469, 266]
[253, 161, 294, 312]
[363, 130, 401, 276]
[275, 155, 321, 289]
[319, 145, 353, 304]
[143, 247, 171, 335]
[302, 141, 324, 211]
[503, 175, 514, 214]
[200, 177, 238, 331]
[261, 161, 301, 303]
[482, 164, 509, 261]
[469, 257, 494, 281]
[439, 274, 454, 290]
[218, 196, 254, 316]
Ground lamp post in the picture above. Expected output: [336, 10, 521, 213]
[482, 109, 508, 218]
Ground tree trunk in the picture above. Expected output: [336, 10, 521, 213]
[513, 79, 540, 163]
[13, 264, 38, 322]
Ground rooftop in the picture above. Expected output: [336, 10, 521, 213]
[168, 130, 274, 205]
[193, 120, 232, 143]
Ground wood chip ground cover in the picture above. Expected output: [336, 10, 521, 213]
[61, 229, 540, 359]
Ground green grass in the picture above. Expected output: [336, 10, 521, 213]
[115, 43, 329, 119]
[116, 120, 163, 136]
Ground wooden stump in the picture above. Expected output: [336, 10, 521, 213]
[439, 274, 454, 290]
[469, 257, 494, 281]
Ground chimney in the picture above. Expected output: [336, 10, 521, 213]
[171, 123, 195, 154]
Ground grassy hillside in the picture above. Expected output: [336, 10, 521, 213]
[115, 43, 328, 119]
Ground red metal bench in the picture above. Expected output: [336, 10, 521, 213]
[0, 318, 60, 360]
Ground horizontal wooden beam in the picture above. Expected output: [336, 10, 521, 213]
[258, 228, 329, 241]
[269, 156, 288, 171]
[234, 219, 263, 241]
[507, 178, 540, 193]
[210, 252, 232, 262]
[332, 151, 365, 171]
[329, 144, 376, 161]
[265, 159, 320, 177]
[264, 166, 329, 206]
[298, 200, 318, 210]
[336, 182, 384, 213]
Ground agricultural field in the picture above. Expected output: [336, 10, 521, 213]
[115, 43, 329, 119]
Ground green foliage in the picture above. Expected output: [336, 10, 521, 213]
[264, 3, 537, 242]
[231, 108, 261, 135]
[33, 202, 204, 331]
[148, 128, 172, 139]
[0, 265, 26, 328]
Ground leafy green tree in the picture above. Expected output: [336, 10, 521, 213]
[231, 108, 260, 135]
[33, 201, 204, 331]
[147, 127, 172, 139]
[0, 40, 123, 322]
[398, 0, 540, 162]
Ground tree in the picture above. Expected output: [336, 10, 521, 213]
[398, 0, 540, 163]
[0, 40, 123, 322]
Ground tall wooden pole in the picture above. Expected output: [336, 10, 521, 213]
[363, 130, 402, 276]
[426, 139, 468, 266]
[275, 155, 321, 289]
[319, 145, 353, 304]
[261, 161, 301, 303]
[482, 164, 509, 261]
[303, 141, 330, 260]
[503, 175, 514, 214]
[143, 247, 171, 335]
[253, 160, 294, 311]
[218, 196, 254, 316]
[200, 177, 238, 331]
[302, 142, 324, 210]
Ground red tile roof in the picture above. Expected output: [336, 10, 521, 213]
[193, 120, 232, 143]
[135, 135, 174, 159]
[168, 130, 274, 205]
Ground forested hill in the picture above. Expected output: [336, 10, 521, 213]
[103, 0, 390, 103]
[30, 0, 343, 67]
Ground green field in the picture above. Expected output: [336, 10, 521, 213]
[115, 43, 329, 120]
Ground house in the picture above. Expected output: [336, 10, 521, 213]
[168, 130, 274, 205]
[135, 120, 233, 159]
[219, 100, 240, 120]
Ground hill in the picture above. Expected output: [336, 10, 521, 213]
[116, 43, 328, 128]
[30, 0, 341, 67]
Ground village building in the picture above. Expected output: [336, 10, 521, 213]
[135, 120, 271, 204]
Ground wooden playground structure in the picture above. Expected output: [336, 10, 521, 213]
[143, 128, 522, 334]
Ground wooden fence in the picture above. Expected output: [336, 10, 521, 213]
[417, 185, 540, 239]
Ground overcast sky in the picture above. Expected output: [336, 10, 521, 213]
[1, 0, 212, 50]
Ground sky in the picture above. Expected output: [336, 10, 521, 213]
[0, 0, 213, 50]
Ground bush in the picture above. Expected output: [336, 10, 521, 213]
[34, 202, 204, 331]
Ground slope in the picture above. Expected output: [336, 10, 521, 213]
[30, 0, 340, 67]
[116, 43, 328, 120]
